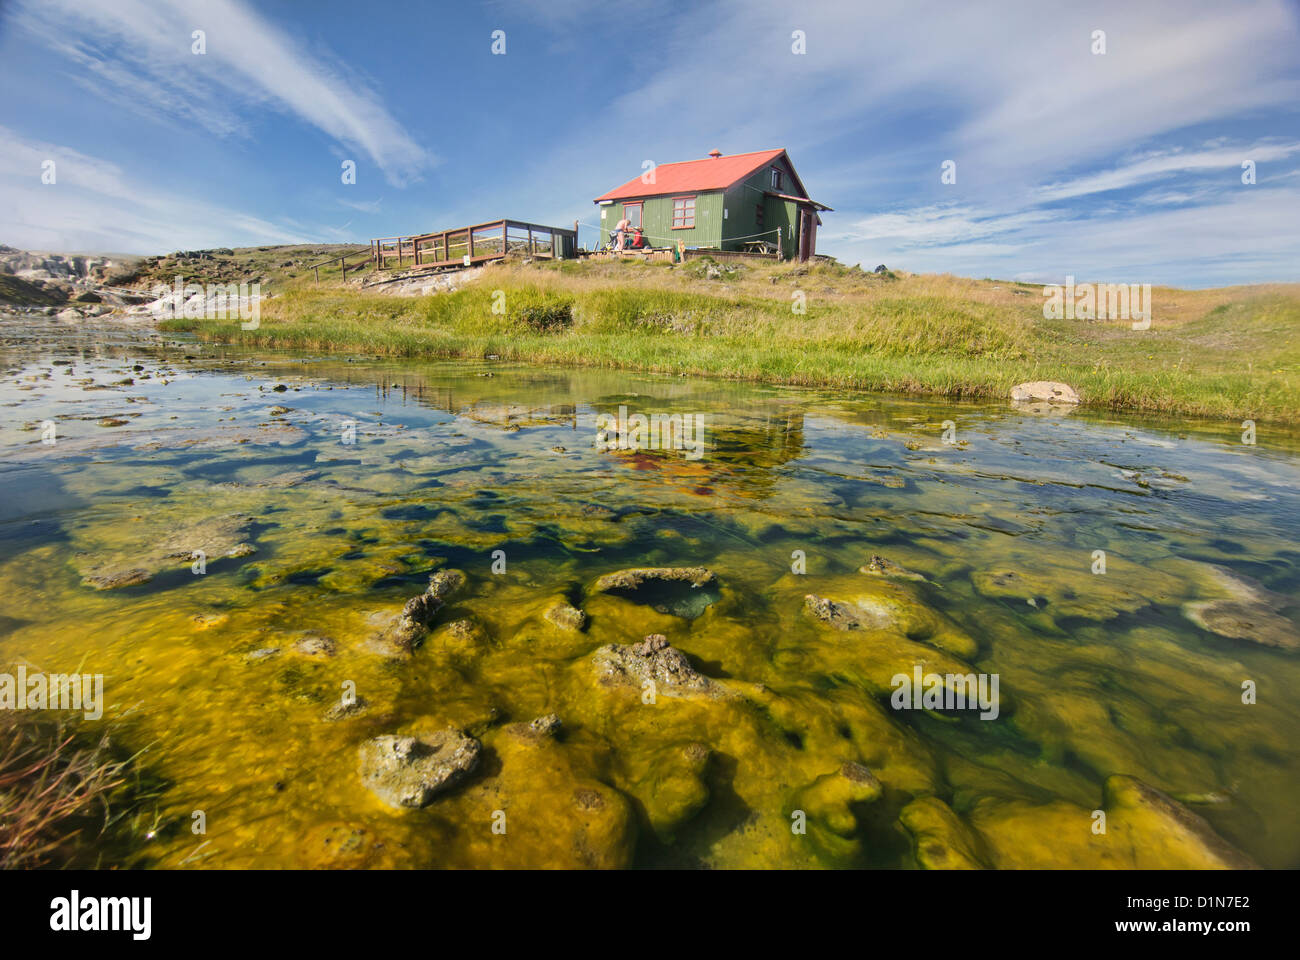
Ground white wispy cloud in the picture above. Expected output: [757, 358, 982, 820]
[1034, 142, 1300, 202]
[0, 126, 314, 252]
[12, 0, 433, 186]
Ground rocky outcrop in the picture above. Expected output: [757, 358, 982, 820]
[592, 634, 719, 698]
[0, 247, 147, 314]
[358, 730, 481, 808]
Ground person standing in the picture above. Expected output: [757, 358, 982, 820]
[614, 216, 631, 251]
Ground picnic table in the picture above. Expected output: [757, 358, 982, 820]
[742, 240, 777, 254]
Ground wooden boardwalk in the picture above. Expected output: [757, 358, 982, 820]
[372, 219, 578, 272]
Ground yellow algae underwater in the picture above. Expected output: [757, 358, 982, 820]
[1, 317, 1298, 869]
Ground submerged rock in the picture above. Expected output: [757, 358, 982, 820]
[969, 551, 1182, 623]
[358, 730, 480, 808]
[970, 774, 1257, 869]
[78, 513, 257, 590]
[804, 582, 977, 658]
[899, 797, 987, 870]
[1183, 600, 1298, 650]
[791, 763, 884, 862]
[592, 634, 719, 698]
[300, 822, 389, 869]
[1180, 564, 1297, 650]
[455, 723, 637, 868]
[294, 634, 336, 657]
[544, 602, 587, 632]
[804, 594, 892, 631]
[860, 554, 928, 582]
[1104, 775, 1255, 868]
[626, 741, 712, 843]
[82, 567, 152, 590]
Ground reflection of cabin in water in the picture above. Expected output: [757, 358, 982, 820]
[709, 411, 806, 472]
[593, 149, 831, 261]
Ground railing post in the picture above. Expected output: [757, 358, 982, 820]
[467, 228, 474, 260]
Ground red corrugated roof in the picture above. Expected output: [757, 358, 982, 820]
[594, 149, 788, 202]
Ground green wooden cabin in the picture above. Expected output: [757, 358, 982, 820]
[593, 148, 830, 261]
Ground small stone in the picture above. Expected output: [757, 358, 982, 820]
[324, 696, 369, 721]
[529, 714, 562, 736]
[544, 602, 587, 632]
[294, 634, 336, 657]
[358, 730, 481, 808]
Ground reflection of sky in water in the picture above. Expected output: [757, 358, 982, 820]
[1, 318, 1297, 869]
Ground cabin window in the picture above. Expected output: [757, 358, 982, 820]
[770, 167, 783, 190]
[623, 202, 642, 229]
[755, 203, 764, 228]
[671, 196, 695, 229]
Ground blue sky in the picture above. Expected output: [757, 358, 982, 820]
[1, 0, 1297, 287]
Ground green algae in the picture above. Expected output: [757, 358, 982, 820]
[1, 317, 1298, 869]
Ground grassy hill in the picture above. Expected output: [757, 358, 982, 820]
[154, 251, 1299, 421]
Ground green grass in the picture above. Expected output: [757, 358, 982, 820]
[157, 256, 1300, 421]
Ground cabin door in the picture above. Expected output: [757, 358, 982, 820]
[797, 207, 816, 262]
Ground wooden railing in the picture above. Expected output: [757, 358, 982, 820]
[306, 246, 374, 284]
[372, 219, 578, 271]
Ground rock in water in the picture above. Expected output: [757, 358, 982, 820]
[358, 730, 480, 808]
[529, 713, 562, 736]
[1010, 381, 1080, 404]
[899, 797, 988, 870]
[592, 634, 719, 698]
[804, 594, 892, 631]
[593, 566, 716, 591]
[591, 566, 720, 619]
[544, 602, 587, 631]
[377, 569, 466, 652]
